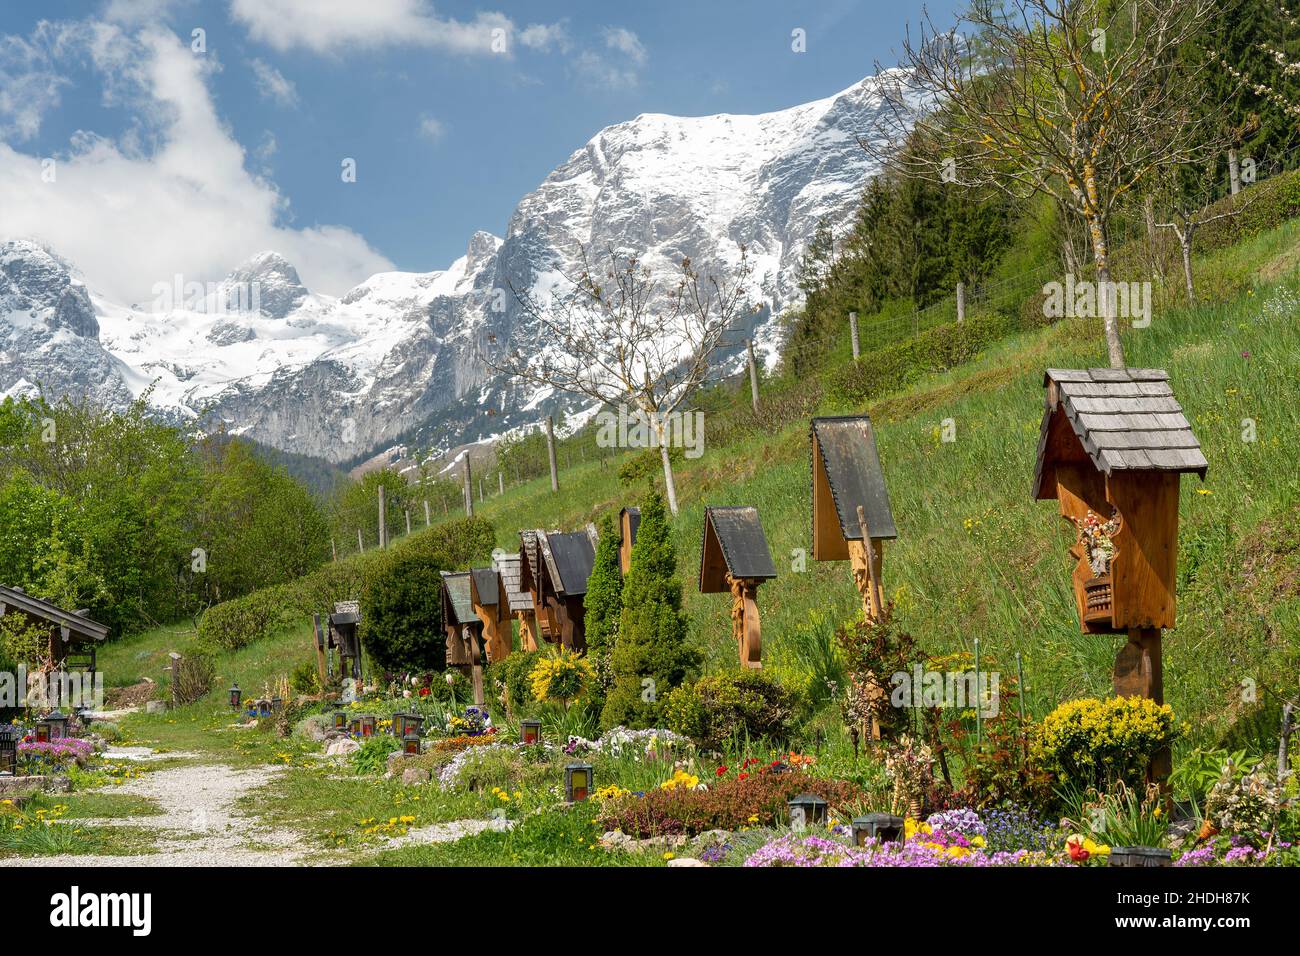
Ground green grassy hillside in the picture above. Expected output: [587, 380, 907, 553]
[105, 216, 1300, 759]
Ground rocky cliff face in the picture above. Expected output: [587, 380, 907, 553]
[1, 72, 905, 463]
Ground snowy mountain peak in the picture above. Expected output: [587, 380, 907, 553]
[1, 69, 912, 463]
[215, 250, 309, 319]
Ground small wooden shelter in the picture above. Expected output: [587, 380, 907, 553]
[0, 585, 109, 672]
[440, 571, 485, 705]
[494, 552, 540, 652]
[619, 506, 641, 575]
[1033, 368, 1206, 720]
[326, 601, 362, 682]
[810, 416, 898, 621]
[699, 506, 777, 669]
[469, 567, 512, 664]
[518, 528, 597, 653]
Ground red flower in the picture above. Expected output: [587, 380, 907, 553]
[418, 688, 430, 697]
[715, 766, 728, 777]
[738, 772, 748, 780]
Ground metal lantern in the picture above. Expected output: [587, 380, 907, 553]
[0, 725, 17, 776]
[391, 711, 408, 737]
[520, 719, 541, 745]
[564, 763, 594, 802]
[403, 731, 421, 756]
[271, 696, 283, 715]
[229, 682, 242, 710]
[787, 793, 828, 831]
[851, 813, 905, 846]
[404, 714, 424, 737]
[348, 718, 361, 735]
[333, 710, 347, 730]
[36, 711, 69, 742]
[1109, 846, 1173, 868]
[358, 714, 377, 737]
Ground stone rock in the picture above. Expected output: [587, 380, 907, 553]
[325, 738, 360, 757]
[386, 750, 408, 773]
[401, 767, 431, 786]
[295, 715, 329, 742]
[667, 857, 709, 867]
[145, 700, 169, 714]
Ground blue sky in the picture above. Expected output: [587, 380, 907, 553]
[0, 0, 965, 300]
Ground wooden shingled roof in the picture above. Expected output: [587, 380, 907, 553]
[538, 530, 597, 598]
[0, 585, 109, 642]
[493, 553, 534, 613]
[439, 571, 475, 626]
[810, 415, 898, 544]
[469, 568, 500, 607]
[1033, 368, 1208, 499]
[699, 506, 778, 593]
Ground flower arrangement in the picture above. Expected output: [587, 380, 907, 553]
[884, 735, 934, 816]
[18, 737, 95, 773]
[1203, 760, 1283, 840]
[1071, 509, 1120, 576]
[529, 647, 596, 709]
[445, 706, 492, 737]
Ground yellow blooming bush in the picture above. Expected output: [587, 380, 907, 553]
[660, 768, 701, 791]
[529, 647, 596, 707]
[1032, 697, 1179, 790]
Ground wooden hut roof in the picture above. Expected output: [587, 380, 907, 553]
[0, 586, 109, 642]
[439, 571, 475, 626]
[493, 553, 534, 613]
[810, 415, 898, 542]
[538, 530, 597, 598]
[699, 506, 777, 593]
[1033, 368, 1208, 499]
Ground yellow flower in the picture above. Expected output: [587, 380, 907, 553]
[663, 852, 675, 860]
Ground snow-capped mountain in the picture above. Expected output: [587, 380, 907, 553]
[1, 72, 905, 464]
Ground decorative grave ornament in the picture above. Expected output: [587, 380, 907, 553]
[809, 416, 898, 623]
[0, 724, 17, 775]
[851, 813, 905, 845]
[698, 505, 777, 669]
[787, 793, 828, 833]
[402, 731, 421, 756]
[333, 710, 348, 730]
[229, 682, 242, 710]
[1033, 368, 1207, 787]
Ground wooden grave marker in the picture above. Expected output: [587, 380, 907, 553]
[699, 506, 778, 669]
[440, 571, 485, 706]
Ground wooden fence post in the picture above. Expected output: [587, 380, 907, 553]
[378, 485, 387, 549]
[956, 281, 966, 325]
[747, 338, 760, 412]
[357, 528, 364, 553]
[498, 471, 504, 495]
[546, 415, 559, 493]
[463, 454, 474, 517]
[849, 312, 860, 361]
[424, 500, 431, 526]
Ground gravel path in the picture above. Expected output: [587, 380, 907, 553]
[9, 749, 320, 868]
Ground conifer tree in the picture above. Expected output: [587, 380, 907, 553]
[583, 512, 624, 697]
[600, 492, 700, 729]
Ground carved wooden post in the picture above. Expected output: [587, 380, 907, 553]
[726, 574, 762, 669]
[852, 505, 884, 622]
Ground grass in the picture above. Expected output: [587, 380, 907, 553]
[72, 215, 1300, 866]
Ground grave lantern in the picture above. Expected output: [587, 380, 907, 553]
[1109, 846, 1172, 867]
[333, 710, 348, 730]
[565, 763, 594, 802]
[404, 714, 424, 737]
[348, 718, 361, 736]
[0, 724, 17, 776]
[36, 711, 69, 742]
[520, 719, 541, 745]
[851, 813, 904, 846]
[271, 696, 282, 715]
[787, 793, 828, 831]
[358, 714, 377, 737]
[229, 682, 242, 710]
[402, 731, 421, 756]
[698, 506, 777, 669]
[391, 711, 410, 737]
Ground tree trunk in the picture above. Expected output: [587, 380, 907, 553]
[1228, 147, 1241, 196]
[1143, 194, 1159, 278]
[659, 441, 679, 516]
[1084, 214, 1125, 367]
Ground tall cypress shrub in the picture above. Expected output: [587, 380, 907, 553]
[583, 512, 623, 700]
[600, 492, 699, 729]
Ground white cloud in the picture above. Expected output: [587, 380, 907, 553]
[573, 27, 648, 91]
[417, 114, 446, 142]
[101, 0, 187, 26]
[518, 22, 569, 53]
[229, 0, 512, 56]
[0, 29, 70, 141]
[250, 57, 298, 106]
[0, 25, 392, 302]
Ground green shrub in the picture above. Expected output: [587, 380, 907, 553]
[290, 658, 321, 697]
[350, 734, 401, 775]
[1031, 697, 1180, 791]
[583, 512, 623, 657]
[361, 549, 448, 673]
[601, 492, 700, 729]
[170, 644, 217, 706]
[489, 650, 543, 712]
[664, 670, 797, 752]
[197, 584, 294, 650]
